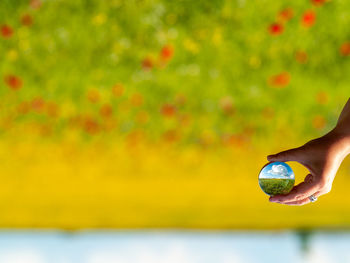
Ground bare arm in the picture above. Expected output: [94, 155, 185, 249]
[336, 98, 350, 137]
[268, 98, 350, 205]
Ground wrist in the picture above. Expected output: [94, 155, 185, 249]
[328, 127, 350, 159]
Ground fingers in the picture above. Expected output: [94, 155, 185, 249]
[269, 177, 332, 206]
[269, 175, 319, 203]
[267, 147, 302, 162]
[282, 197, 311, 206]
[281, 191, 321, 206]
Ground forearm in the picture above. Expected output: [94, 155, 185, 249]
[330, 98, 350, 158]
[336, 98, 350, 136]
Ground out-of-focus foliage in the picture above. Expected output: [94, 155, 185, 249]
[0, 0, 350, 229]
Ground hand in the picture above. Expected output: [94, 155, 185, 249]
[267, 129, 350, 205]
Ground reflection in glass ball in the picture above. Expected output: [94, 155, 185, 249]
[258, 162, 295, 196]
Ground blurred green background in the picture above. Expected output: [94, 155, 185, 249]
[0, 0, 350, 230]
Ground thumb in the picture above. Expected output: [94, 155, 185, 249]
[267, 147, 302, 162]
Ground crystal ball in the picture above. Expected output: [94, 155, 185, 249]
[258, 162, 295, 196]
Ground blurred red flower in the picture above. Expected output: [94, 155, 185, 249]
[161, 103, 176, 118]
[87, 89, 100, 103]
[136, 110, 149, 124]
[311, 0, 325, 6]
[175, 93, 186, 106]
[312, 115, 326, 130]
[278, 8, 294, 22]
[177, 113, 191, 127]
[112, 83, 124, 97]
[100, 104, 113, 118]
[269, 72, 290, 87]
[83, 118, 100, 135]
[316, 91, 329, 105]
[130, 93, 143, 107]
[68, 115, 83, 128]
[40, 124, 53, 137]
[302, 10, 316, 27]
[102, 118, 117, 132]
[221, 134, 247, 148]
[160, 45, 174, 60]
[126, 130, 144, 146]
[31, 97, 45, 113]
[4, 75, 22, 90]
[142, 57, 153, 70]
[1, 25, 13, 38]
[21, 14, 33, 26]
[46, 101, 59, 118]
[163, 129, 178, 143]
[268, 23, 284, 35]
[17, 101, 30, 115]
[340, 42, 350, 56]
[219, 96, 234, 115]
[30, 0, 41, 9]
[295, 50, 308, 63]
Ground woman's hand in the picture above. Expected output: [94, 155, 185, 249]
[268, 98, 350, 205]
[267, 130, 350, 205]
[267, 99, 350, 205]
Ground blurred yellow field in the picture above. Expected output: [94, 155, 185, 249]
[0, 135, 348, 230]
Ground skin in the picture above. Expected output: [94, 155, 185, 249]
[268, 98, 350, 206]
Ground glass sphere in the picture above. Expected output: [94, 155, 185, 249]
[258, 162, 295, 196]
